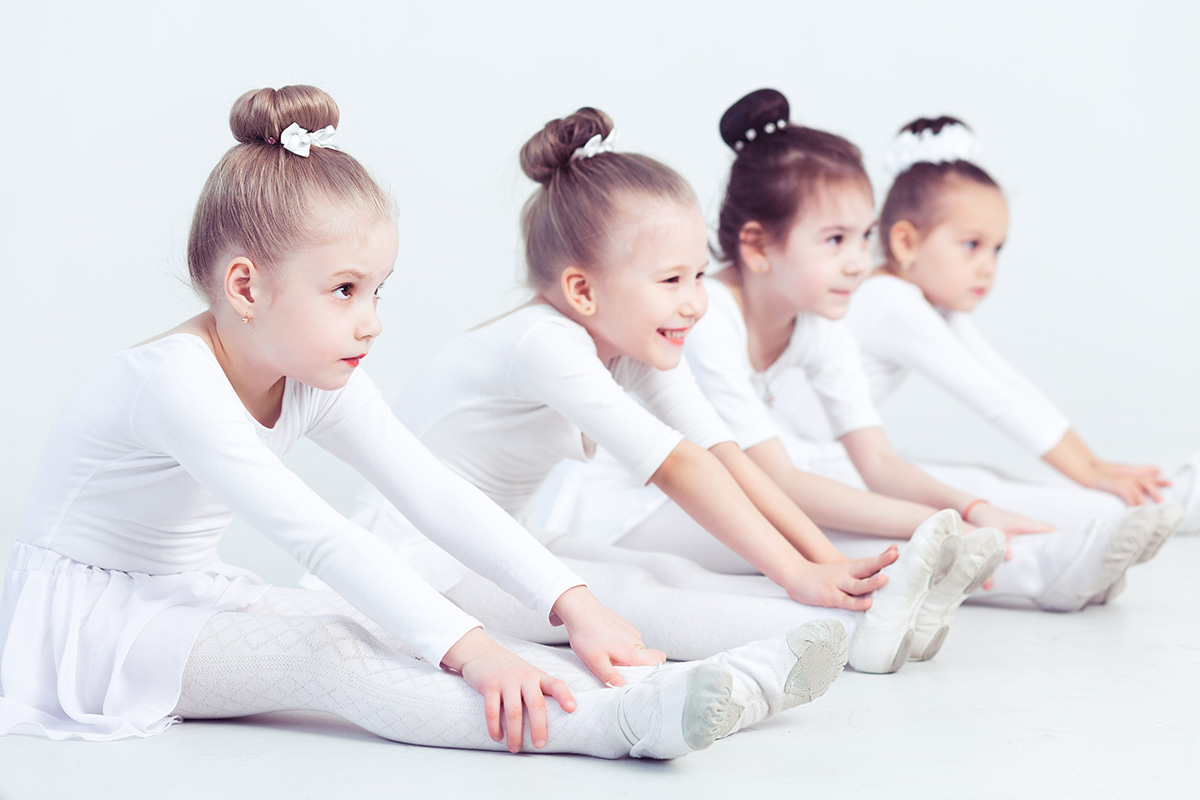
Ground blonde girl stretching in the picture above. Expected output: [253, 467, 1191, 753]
[0, 85, 817, 758]
[539, 90, 1167, 632]
[847, 115, 1196, 537]
[357, 106, 992, 675]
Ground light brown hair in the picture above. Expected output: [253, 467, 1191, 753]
[519, 107, 695, 288]
[187, 85, 393, 303]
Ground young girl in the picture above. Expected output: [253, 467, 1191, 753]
[847, 115, 1196, 536]
[355, 105, 999, 675]
[538, 89, 1169, 626]
[0, 85, 823, 758]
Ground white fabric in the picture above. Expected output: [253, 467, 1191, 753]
[1, 334, 583, 740]
[525, 278, 884, 543]
[686, 279, 883, 447]
[172, 589, 646, 758]
[847, 274, 1070, 455]
[445, 543, 858, 661]
[369, 304, 732, 559]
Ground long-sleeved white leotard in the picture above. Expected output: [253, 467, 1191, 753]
[13, 334, 582, 665]
[684, 279, 882, 447]
[847, 274, 1069, 455]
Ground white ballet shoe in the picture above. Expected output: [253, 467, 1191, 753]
[704, 619, 848, 735]
[1089, 502, 1183, 605]
[908, 526, 1006, 661]
[1169, 453, 1200, 536]
[616, 661, 736, 759]
[1037, 506, 1155, 612]
[849, 509, 961, 673]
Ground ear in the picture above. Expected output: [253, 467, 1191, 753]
[737, 221, 771, 274]
[560, 266, 598, 316]
[222, 256, 259, 320]
[888, 220, 920, 270]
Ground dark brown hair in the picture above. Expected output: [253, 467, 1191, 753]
[187, 85, 393, 303]
[519, 107, 695, 288]
[878, 116, 999, 268]
[716, 89, 870, 269]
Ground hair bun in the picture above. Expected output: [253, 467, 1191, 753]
[720, 88, 790, 151]
[899, 116, 969, 137]
[230, 85, 341, 146]
[519, 107, 613, 185]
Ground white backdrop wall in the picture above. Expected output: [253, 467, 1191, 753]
[2, 0, 1197, 584]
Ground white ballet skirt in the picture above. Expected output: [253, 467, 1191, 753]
[0, 541, 267, 741]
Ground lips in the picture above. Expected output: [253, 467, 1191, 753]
[657, 327, 690, 345]
[343, 354, 366, 367]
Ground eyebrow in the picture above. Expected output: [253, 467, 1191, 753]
[331, 268, 394, 282]
[653, 260, 710, 275]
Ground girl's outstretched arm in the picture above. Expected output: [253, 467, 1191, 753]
[311, 374, 664, 685]
[745, 436, 944, 541]
[841, 426, 1054, 536]
[1042, 430, 1168, 505]
[442, 627, 577, 753]
[651, 439, 893, 610]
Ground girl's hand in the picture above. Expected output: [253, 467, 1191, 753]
[1090, 461, 1169, 505]
[967, 503, 1055, 537]
[551, 586, 666, 687]
[784, 546, 897, 611]
[442, 628, 576, 753]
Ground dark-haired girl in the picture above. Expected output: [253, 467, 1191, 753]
[843, 116, 1196, 539]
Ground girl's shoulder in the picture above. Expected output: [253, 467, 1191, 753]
[696, 275, 746, 334]
[109, 332, 224, 386]
[855, 272, 923, 303]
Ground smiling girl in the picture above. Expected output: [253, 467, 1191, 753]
[357, 106, 995, 675]
[0, 86, 812, 759]
[845, 115, 1195, 537]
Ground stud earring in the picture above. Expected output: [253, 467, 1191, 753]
[242, 315, 249, 324]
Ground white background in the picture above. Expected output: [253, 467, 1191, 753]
[2, 0, 1197, 585]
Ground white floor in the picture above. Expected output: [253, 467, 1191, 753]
[4, 537, 1197, 800]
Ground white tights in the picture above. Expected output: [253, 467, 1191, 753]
[444, 544, 857, 661]
[172, 588, 687, 758]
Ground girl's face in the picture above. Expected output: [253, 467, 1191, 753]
[584, 198, 709, 369]
[905, 178, 1008, 312]
[761, 180, 876, 320]
[249, 215, 398, 389]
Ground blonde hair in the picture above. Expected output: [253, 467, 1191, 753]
[518, 107, 694, 289]
[187, 85, 393, 303]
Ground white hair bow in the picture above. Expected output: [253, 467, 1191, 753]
[280, 123, 339, 157]
[570, 128, 619, 161]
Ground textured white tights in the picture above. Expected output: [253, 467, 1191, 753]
[172, 588, 721, 758]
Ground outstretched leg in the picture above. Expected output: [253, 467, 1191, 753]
[172, 608, 734, 759]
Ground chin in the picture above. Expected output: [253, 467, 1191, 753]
[647, 351, 684, 371]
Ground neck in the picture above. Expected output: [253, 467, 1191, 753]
[721, 269, 797, 372]
[197, 310, 287, 427]
[534, 290, 619, 364]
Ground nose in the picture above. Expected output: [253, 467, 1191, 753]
[845, 241, 870, 278]
[359, 299, 383, 340]
[680, 279, 708, 320]
[979, 251, 998, 277]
